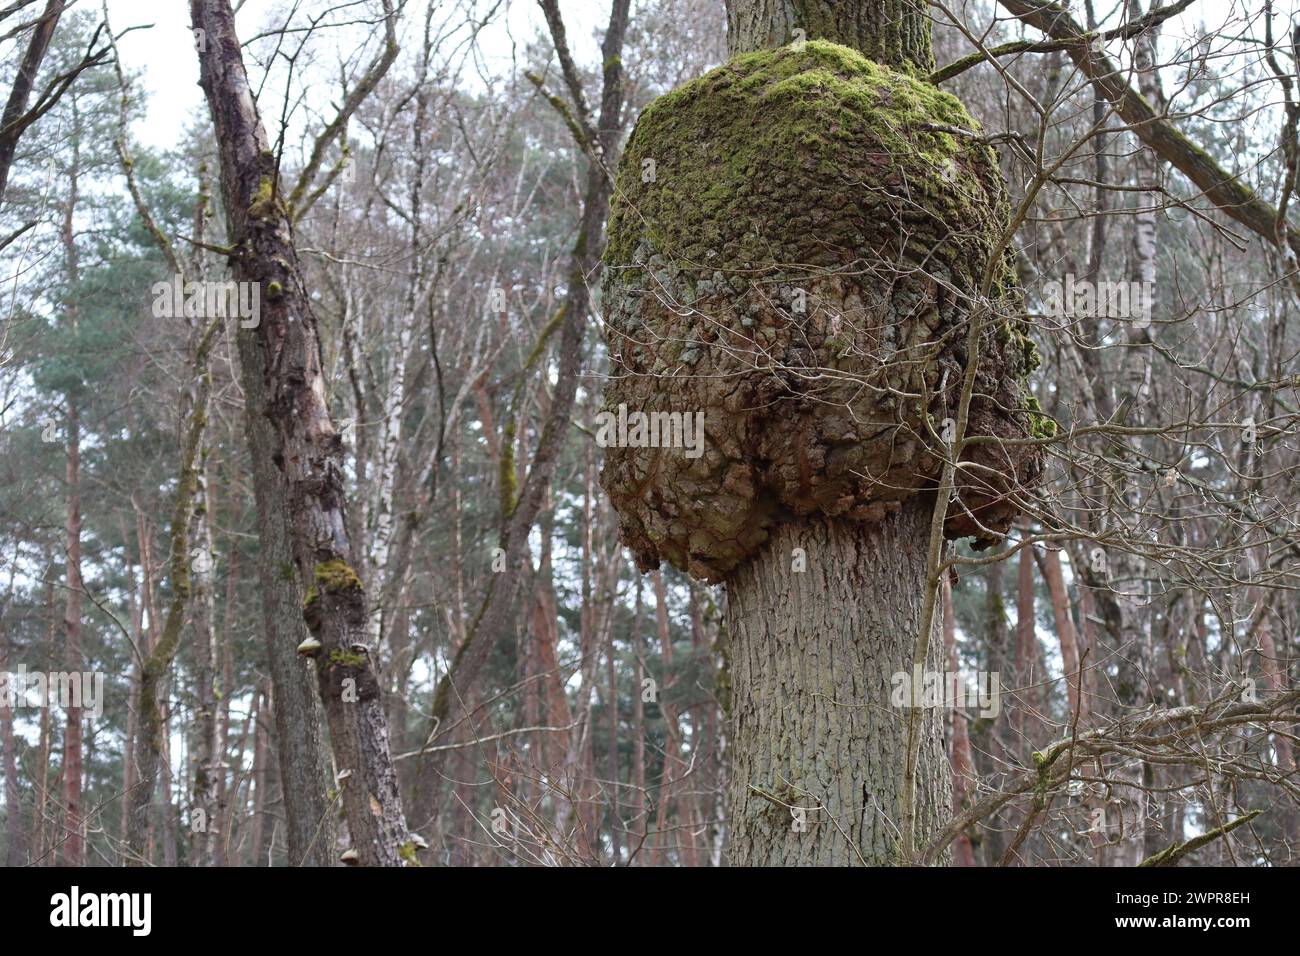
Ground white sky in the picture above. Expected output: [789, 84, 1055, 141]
[104, 0, 612, 148]
[101, 0, 1285, 150]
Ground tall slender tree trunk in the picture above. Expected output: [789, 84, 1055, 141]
[942, 578, 976, 867]
[424, 5, 632, 806]
[159, 704, 178, 867]
[979, 553, 1011, 865]
[649, 571, 677, 865]
[630, 577, 647, 861]
[1100, 3, 1164, 866]
[126, 320, 220, 863]
[1, 617, 23, 865]
[605, 584, 622, 862]
[250, 684, 269, 865]
[60, 158, 84, 867]
[191, 0, 408, 865]
[120, 519, 141, 848]
[190, 456, 220, 866]
[1014, 543, 1039, 755]
[31, 563, 54, 864]
[1040, 549, 1085, 723]
[216, 536, 237, 866]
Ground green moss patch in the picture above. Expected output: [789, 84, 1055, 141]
[313, 559, 362, 594]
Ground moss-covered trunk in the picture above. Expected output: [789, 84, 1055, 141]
[724, 0, 933, 71]
[726, 505, 951, 865]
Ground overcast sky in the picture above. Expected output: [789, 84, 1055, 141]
[102, 0, 1262, 150]
[105, 0, 612, 149]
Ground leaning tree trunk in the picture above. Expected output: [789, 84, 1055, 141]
[190, 0, 408, 866]
[726, 509, 949, 865]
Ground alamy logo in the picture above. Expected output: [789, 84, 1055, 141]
[151, 274, 261, 328]
[594, 403, 705, 459]
[50, 886, 151, 936]
[890, 665, 1000, 718]
[0, 665, 104, 719]
[1041, 273, 1152, 325]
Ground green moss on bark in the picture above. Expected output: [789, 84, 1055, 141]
[606, 40, 1007, 275]
[313, 559, 362, 593]
[600, 41, 1046, 581]
[328, 648, 367, 667]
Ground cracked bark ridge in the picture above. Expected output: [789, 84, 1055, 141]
[601, 41, 1044, 583]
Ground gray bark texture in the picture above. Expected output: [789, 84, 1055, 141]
[725, 507, 951, 865]
[724, 0, 933, 71]
[237, 331, 336, 867]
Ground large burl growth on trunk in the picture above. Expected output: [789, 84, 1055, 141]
[600, 41, 1046, 583]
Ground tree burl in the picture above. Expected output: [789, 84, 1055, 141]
[600, 40, 1047, 583]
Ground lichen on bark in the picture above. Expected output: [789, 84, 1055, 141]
[600, 40, 1044, 583]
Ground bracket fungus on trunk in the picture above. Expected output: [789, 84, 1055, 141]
[600, 40, 1046, 583]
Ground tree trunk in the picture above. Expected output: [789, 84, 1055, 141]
[605, 580, 622, 862]
[1014, 543, 1040, 756]
[250, 684, 268, 865]
[1040, 549, 1085, 724]
[724, 0, 933, 71]
[1, 619, 23, 865]
[126, 321, 220, 864]
[630, 577, 647, 860]
[236, 328, 336, 867]
[31, 563, 55, 864]
[0, 0, 63, 206]
[190, 458, 220, 866]
[61, 337, 84, 866]
[942, 578, 976, 867]
[191, 0, 408, 865]
[725, 506, 950, 866]
[424, 3, 631, 802]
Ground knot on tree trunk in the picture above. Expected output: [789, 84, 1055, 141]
[600, 41, 1046, 583]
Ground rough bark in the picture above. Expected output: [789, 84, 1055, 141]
[725, 0, 933, 71]
[725, 507, 950, 865]
[236, 328, 336, 867]
[600, 39, 1042, 584]
[190, 0, 408, 865]
[0, 0, 63, 207]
